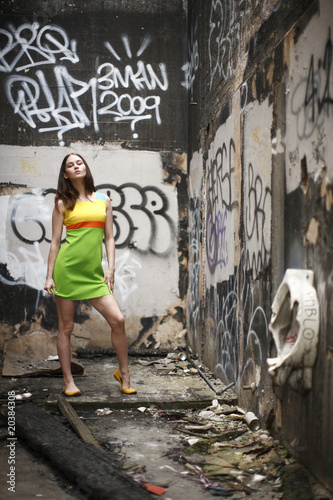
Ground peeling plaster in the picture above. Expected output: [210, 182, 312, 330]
[283, 27, 296, 68]
[305, 217, 319, 246]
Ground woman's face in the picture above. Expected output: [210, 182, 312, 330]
[64, 154, 86, 181]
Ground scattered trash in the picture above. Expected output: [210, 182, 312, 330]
[207, 485, 233, 496]
[151, 398, 293, 498]
[184, 423, 214, 432]
[167, 352, 178, 359]
[46, 355, 59, 361]
[198, 410, 216, 419]
[252, 474, 265, 482]
[143, 483, 167, 495]
[137, 359, 157, 366]
[95, 408, 113, 415]
[183, 453, 206, 465]
[208, 399, 221, 410]
[122, 461, 138, 470]
[187, 438, 201, 446]
[244, 412, 261, 431]
[257, 431, 274, 446]
[15, 392, 32, 400]
[138, 407, 147, 413]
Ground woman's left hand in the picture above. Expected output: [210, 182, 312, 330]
[102, 269, 115, 293]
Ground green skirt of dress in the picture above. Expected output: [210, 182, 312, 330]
[53, 227, 112, 300]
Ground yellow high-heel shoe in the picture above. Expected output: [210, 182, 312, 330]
[114, 369, 137, 394]
[62, 386, 81, 397]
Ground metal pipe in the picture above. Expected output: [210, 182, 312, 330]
[187, 356, 235, 396]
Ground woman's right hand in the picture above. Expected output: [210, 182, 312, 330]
[44, 277, 57, 295]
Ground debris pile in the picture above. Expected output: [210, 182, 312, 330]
[127, 399, 280, 498]
[168, 400, 284, 497]
[89, 399, 298, 498]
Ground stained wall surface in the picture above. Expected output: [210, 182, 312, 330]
[0, 0, 188, 350]
[186, 0, 333, 490]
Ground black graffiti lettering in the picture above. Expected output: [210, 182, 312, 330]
[212, 251, 269, 386]
[206, 138, 238, 273]
[318, 27, 333, 116]
[292, 29, 333, 140]
[10, 185, 175, 257]
[188, 196, 201, 343]
[11, 193, 46, 244]
[305, 55, 316, 123]
[245, 163, 271, 274]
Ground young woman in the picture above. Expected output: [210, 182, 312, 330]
[44, 153, 136, 396]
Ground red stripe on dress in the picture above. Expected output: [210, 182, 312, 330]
[66, 221, 105, 230]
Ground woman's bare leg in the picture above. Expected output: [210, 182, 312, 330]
[55, 296, 80, 393]
[89, 294, 133, 389]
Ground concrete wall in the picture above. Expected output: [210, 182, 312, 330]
[186, 0, 333, 490]
[0, 0, 188, 350]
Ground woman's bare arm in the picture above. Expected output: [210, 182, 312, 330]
[102, 196, 116, 293]
[44, 200, 65, 295]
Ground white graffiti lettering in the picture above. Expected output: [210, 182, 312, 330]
[181, 20, 199, 100]
[1, 23, 169, 143]
[208, 0, 280, 88]
[113, 250, 141, 302]
[0, 23, 78, 73]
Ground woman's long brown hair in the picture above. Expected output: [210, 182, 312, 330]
[55, 153, 96, 210]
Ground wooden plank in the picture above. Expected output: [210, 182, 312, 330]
[13, 403, 151, 500]
[57, 396, 103, 451]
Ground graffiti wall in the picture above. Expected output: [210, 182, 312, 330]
[0, 0, 187, 350]
[187, 0, 333, 490]
[0, 1, 186, 149]
[187, 150, 204, 354]
[283, 0, 333, 486]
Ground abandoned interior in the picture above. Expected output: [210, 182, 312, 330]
[0, 0, 332, 498]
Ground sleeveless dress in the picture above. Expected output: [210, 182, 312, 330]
[52, 192, 112, 300]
